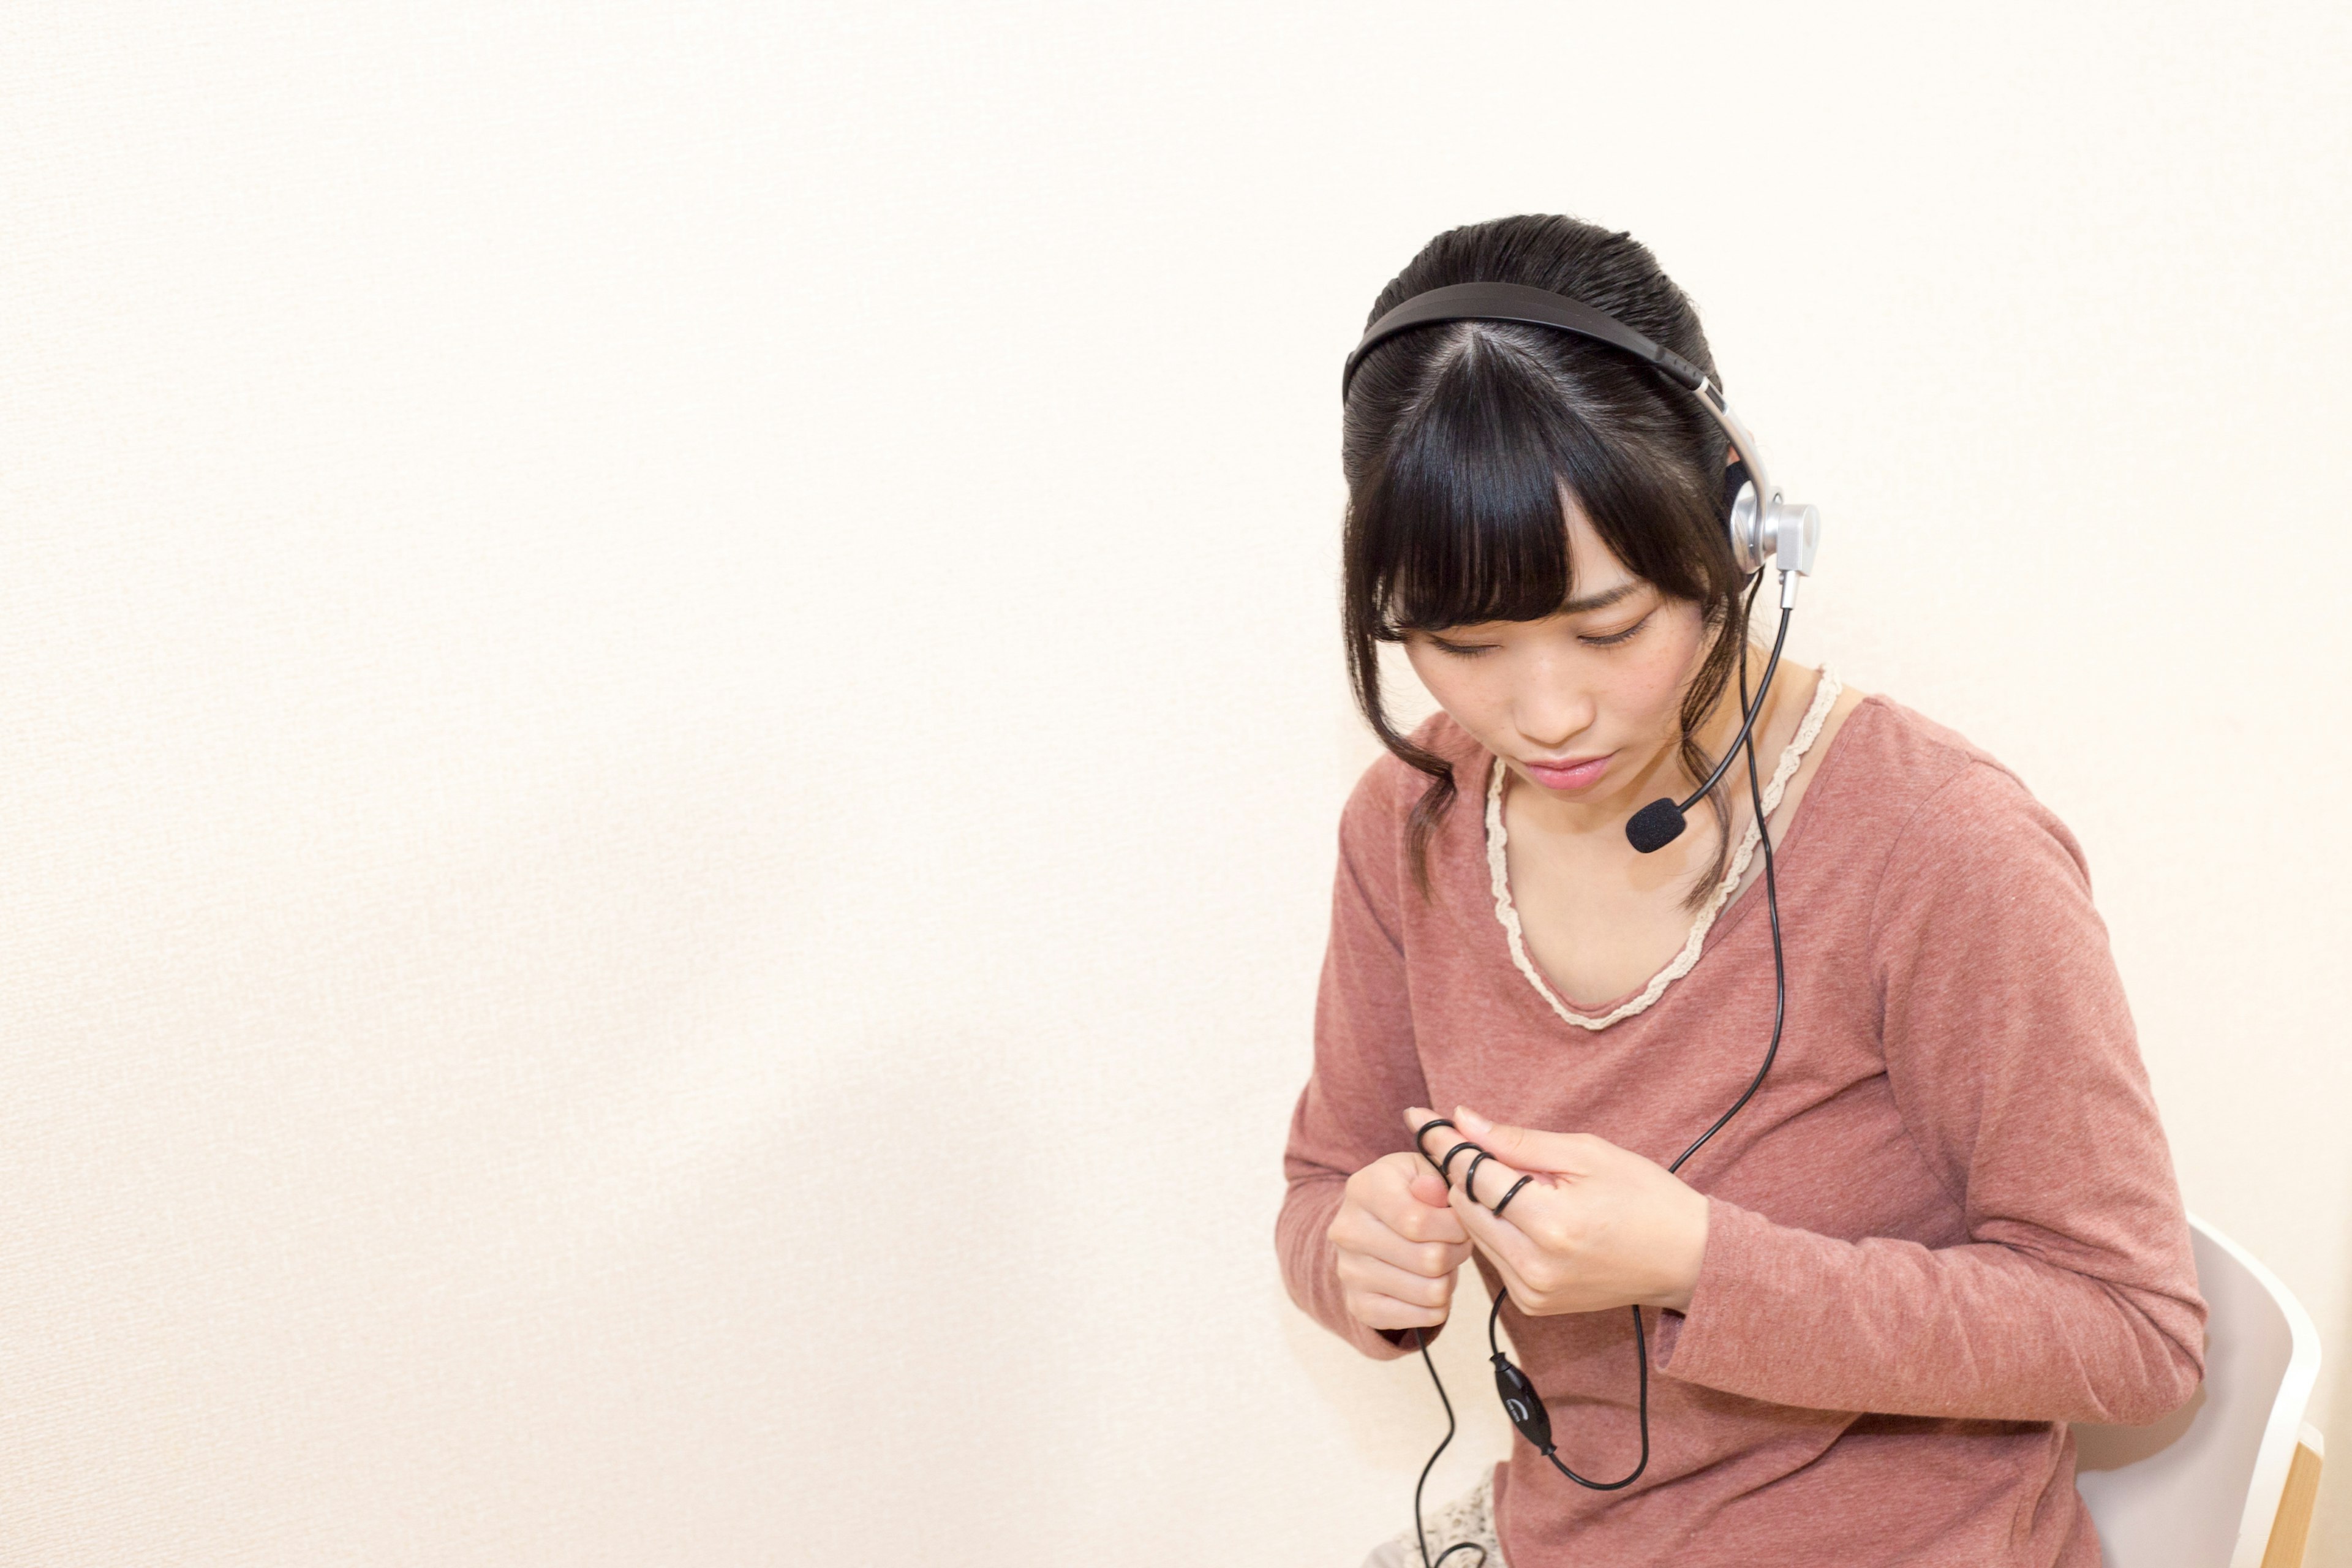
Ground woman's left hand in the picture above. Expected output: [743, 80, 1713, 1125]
[1404, 1104, 1710, 1316]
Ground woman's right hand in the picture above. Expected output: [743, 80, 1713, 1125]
[1327, 1149, 1474, 1334]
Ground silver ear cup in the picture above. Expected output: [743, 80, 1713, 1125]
[1728, 481, 1765, 575]
[1729, 484, 1822, 579]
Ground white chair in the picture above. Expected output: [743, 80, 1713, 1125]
[2071, 1213, 2323, 1568]
[1366, 1212, 2324, 1568]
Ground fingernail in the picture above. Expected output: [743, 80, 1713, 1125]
[1455, 1106, 1491, 1135]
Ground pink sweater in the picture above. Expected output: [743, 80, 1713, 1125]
[1277, 693, 2206, 1567]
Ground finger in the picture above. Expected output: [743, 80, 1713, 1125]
[1402, 1106, 1466, 1172]
[1337, 1251, 1457, 1309]
[1351, 1291, 1449, 1332]
[1393, 1188, 1471, 1247]
[1449, 1142, 1529, 1216]
[1446, 1163, 1553, 1285]
[1443, 1197, 1542, 1307]
[1404, 1104, 1489, 1197]
[1406, 1167, 1455, 1213]
[1455, 1104, 1598, 1177]
[1343, 1216, 1472, 1278]
[1463, 1227, 1542, 1308]
[1366, 1152, 1470, 1245]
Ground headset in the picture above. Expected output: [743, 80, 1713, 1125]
[1341, 281, 1825, 1568]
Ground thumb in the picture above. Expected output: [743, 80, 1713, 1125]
[1455, 1104, 1594, 1175]
[1406, 1167, 1452, 1209]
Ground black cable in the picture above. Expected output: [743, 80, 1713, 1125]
[1490, 1175, 1534, 1218]
[1408, 1325, 1490, 1568]
[1405, 571, 1793, 1560]
[1669, 581, 1789, 1178]
[1672, 587, 1792, 815]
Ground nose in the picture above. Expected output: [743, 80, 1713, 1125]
[1511, 648, 1597, 753]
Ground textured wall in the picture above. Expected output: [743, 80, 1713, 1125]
[2, 4, 2346, 1564]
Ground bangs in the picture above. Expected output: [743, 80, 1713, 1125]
[1349, 329, 1721, 638]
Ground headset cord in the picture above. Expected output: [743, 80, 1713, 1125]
[1407, 1325, 1491, 1568]
[1406, 573, 1789, 1561]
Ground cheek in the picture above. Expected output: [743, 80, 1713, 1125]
[1624, 616, 1710, 722]
[1403, 647, 1506, 734]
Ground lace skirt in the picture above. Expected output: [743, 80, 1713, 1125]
[1374, 1465, 1507, 1568]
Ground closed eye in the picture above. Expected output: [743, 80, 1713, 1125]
[1580, 612, 1653, 647]
[1423, 607, 1653, 656]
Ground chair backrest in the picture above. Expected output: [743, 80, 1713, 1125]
[2071, 1213, 2322, 1568]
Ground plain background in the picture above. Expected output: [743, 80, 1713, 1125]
[3, 2, 2348, 1564]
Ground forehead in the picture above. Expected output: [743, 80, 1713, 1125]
[1561, 486, 1642, 603]
[1415, 491, 1652, 633]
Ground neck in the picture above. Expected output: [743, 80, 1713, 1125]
[1686, 637, 1789, 802]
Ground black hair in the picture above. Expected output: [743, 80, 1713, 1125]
[1341, 213, 1755, 905]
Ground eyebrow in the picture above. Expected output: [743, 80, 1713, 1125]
[1560, 581, 1644, 614]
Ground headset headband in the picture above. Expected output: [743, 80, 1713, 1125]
[1339, 279, 1817, 585]
[1341, 281, 1714, 402]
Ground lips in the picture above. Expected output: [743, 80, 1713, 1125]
[1524, 752, 1613, 791]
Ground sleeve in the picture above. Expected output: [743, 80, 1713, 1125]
[1274, 757, 1444, 1362]
[1647, 760, 2209, 1424]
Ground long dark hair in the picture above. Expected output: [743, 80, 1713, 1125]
[1341, 214, 1754, 905]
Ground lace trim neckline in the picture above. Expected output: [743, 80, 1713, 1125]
[1483, 665, 1844, 1032]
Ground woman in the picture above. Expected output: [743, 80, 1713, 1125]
[1275, 214, 2206, 1568]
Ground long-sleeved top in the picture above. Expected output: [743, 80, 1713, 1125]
[1276, 687, 2206, 1568]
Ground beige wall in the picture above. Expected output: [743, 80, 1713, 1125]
[4, 4, 2348, 1563]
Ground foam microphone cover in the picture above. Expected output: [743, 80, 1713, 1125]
[1626, 797, 1686, 854]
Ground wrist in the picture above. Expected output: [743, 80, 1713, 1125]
[1649, 1189, 1709, 1313]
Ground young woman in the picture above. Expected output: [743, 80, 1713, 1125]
[1276, 214, 2206, 1568]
